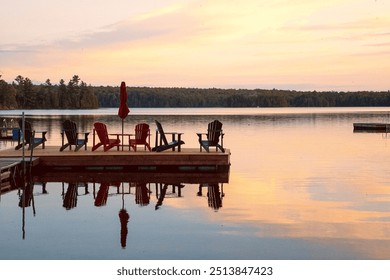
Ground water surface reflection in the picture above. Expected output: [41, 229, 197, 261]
[1, 108, 390, 259]
[3, 169, 229, 259]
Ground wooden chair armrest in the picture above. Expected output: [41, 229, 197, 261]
[197, 132, 206, 140]
[77, 131, 90, 141]
[35, 130, 47, 135]
[108, 133, 121, 138]
[164, 132, 183, 140]
[127, 133, 135, 139]
[34, 130, 47, 141]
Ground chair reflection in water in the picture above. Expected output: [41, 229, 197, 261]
[62, 182, 89, 210]
[94, 182, 131, 248]
[155, 183, 185, 210]
[17, 182, 48, 208]
[197, 183, 224, 211]
[18, 181, 35, 209]
[94, 182, 121, 207]
[18, 182, 48, 240]
[134, 183, 151, 206]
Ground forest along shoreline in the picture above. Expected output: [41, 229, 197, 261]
[1, 75, 390, 110]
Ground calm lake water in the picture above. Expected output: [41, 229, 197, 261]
[1, 107, 390, 260]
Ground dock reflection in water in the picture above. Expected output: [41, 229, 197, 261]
[4, 169, 229, 257]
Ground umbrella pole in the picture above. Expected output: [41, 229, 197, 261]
[122, 119, 124, 151]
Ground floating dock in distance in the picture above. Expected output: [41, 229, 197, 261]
[0, 146, 231, 174]
[353, 123, 390, 133]
[0, 127, 19, 140]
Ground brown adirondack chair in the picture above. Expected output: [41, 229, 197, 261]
[129, 123, 151, 151]
[60, 120, 89, 152]
[197, 120, 225, 153]
[15, 119, 47, 150]
[152, 120, 185, 152]
[92, 122, 120, 152]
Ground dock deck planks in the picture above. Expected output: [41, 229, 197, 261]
[0, 146, 230, 172]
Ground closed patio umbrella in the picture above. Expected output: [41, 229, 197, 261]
[118, 81, 130, 150]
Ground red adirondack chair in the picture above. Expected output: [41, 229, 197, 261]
[129, 123, 151, 151]
[92, 122, 121, 152]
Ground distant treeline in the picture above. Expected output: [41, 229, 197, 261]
[0, 75, 98, 109]
[1, 75, 390, 109]
[96, 86, 390, 108]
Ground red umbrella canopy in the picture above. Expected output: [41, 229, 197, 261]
[118, 81, 130, 119]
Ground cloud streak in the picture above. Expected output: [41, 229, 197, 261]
[1, 0, 390, 90]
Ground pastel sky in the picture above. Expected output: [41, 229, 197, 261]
[1, 0, 389, 91]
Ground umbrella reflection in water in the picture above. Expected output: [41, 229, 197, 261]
[119, 183, 130, 249]
[119, 208, 130, 249]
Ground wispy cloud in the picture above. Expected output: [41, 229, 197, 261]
[1, 0, 390, 90]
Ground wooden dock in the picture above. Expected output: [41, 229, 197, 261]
[0, 146, 231, 183]
[0, 158, 19, 194]
[353, 123, 390, 133]
[0, 157, 39, 195]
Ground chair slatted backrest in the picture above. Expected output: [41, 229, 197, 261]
[18, 119, 33, 143]
[207, 120, 223, 145]
[63, 120, 77, 145]
[155, 120, 168, 145]
[94, 122, 110, 144]
[135, 123, 149, 142]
